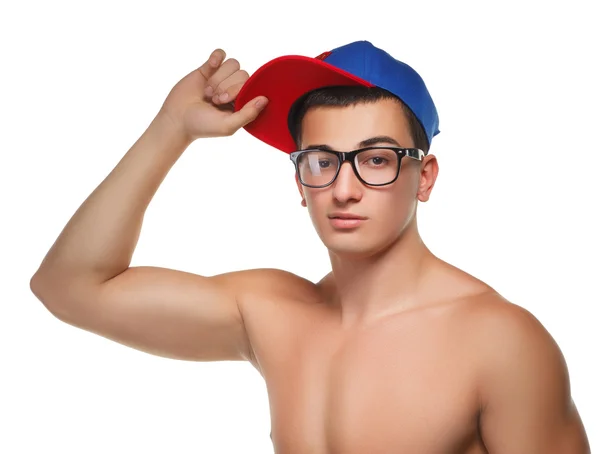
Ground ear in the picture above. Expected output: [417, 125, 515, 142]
[295, 174, 307, 206]
[417, 154, 439, 202]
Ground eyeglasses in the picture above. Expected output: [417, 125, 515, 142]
[290, 146, 425, 188]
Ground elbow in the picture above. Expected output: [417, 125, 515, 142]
[29, 272, 77, 322]
[30, 272, 49, 303]
[30, 269, 107, 328]
[29, 270, 58, 301]
[30, 272, 61, 319]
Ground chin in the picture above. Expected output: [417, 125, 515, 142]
[312, 217, 405, 260]
[321, 232, 393, 260]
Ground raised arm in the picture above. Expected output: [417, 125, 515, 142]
[30, 48, 270, 363]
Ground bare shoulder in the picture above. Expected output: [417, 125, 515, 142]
[462, 291, 561, 355]
[221, 267, 323, 329]
[224, 268, 323, 373]
[457, 292, 590, 452]
[215, 267, 320, 303]
[453, 290, 566, 372]
[432, 259, 556, 344]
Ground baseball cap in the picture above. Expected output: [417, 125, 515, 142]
[234, 40, 440, 154]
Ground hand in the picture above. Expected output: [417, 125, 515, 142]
[159, 48, 268, 143]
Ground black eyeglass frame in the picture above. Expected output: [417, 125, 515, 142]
[289, 146, 425, 188]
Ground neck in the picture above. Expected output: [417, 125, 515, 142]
[325, 219, 438, 327]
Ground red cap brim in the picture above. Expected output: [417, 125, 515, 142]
[234, 55, 373, 153]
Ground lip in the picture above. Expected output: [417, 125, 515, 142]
[328, 213, 368, 220]
[328, 213, 367, 229]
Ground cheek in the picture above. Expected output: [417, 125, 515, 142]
[303, 190, 325, 215]
[373, 187, 417, 226]
[377, 194, 411, 218]
[308, 196, 330, 220]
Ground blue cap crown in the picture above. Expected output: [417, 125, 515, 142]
[321, 41, 440, 147]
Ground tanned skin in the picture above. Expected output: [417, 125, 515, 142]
[31, 48, 590, 454]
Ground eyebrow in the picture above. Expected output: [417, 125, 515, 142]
[304, 135, 402, 151]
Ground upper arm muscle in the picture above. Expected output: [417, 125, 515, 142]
[41, 266, 257, 362]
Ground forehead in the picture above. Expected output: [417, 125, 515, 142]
[299, 98, 412, 150]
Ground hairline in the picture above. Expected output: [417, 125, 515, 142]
[289, 89, 430, 154]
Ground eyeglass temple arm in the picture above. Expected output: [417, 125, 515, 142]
[405, 148, 425, 160]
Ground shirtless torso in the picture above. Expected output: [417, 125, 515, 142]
[240, 260, 501, 454]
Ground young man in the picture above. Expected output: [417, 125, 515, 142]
[30, 40, 590, 453]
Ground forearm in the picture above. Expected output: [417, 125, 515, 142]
[32, 111, 191, 287]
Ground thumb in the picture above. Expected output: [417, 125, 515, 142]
[225, 96, 269, 132]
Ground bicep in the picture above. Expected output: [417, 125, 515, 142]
[477, 304, 590, 453]
[45, 266, 253, 362]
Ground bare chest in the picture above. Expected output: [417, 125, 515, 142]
[256, 308, 486, 454]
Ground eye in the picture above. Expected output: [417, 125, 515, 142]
[368, 156, 388, 166]
[358, 148, 397, 167]
[361, 155, 390, 167]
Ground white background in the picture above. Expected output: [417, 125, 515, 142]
[1, 0, 598, 452]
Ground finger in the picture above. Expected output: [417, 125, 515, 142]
[222, 96, 269, 133]
[197, 48, 226, 81]
[204, 58, 240, 98]
[211, 70, 249, 104]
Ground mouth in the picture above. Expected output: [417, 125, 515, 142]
[328, 214, 368, 220]
[328, 213, 367, 229]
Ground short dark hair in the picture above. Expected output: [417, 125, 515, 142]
[287, 85, 430, 154]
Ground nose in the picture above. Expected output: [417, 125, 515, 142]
[331, 161, 363, 203]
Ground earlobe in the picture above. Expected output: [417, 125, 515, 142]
[301, 198, 307, 207]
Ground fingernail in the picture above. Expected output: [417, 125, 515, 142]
[255, 98, 267, 108]
[219, 92, 229, 101]
[210, 58, 219, 67]
[205, 86, 213, 96]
